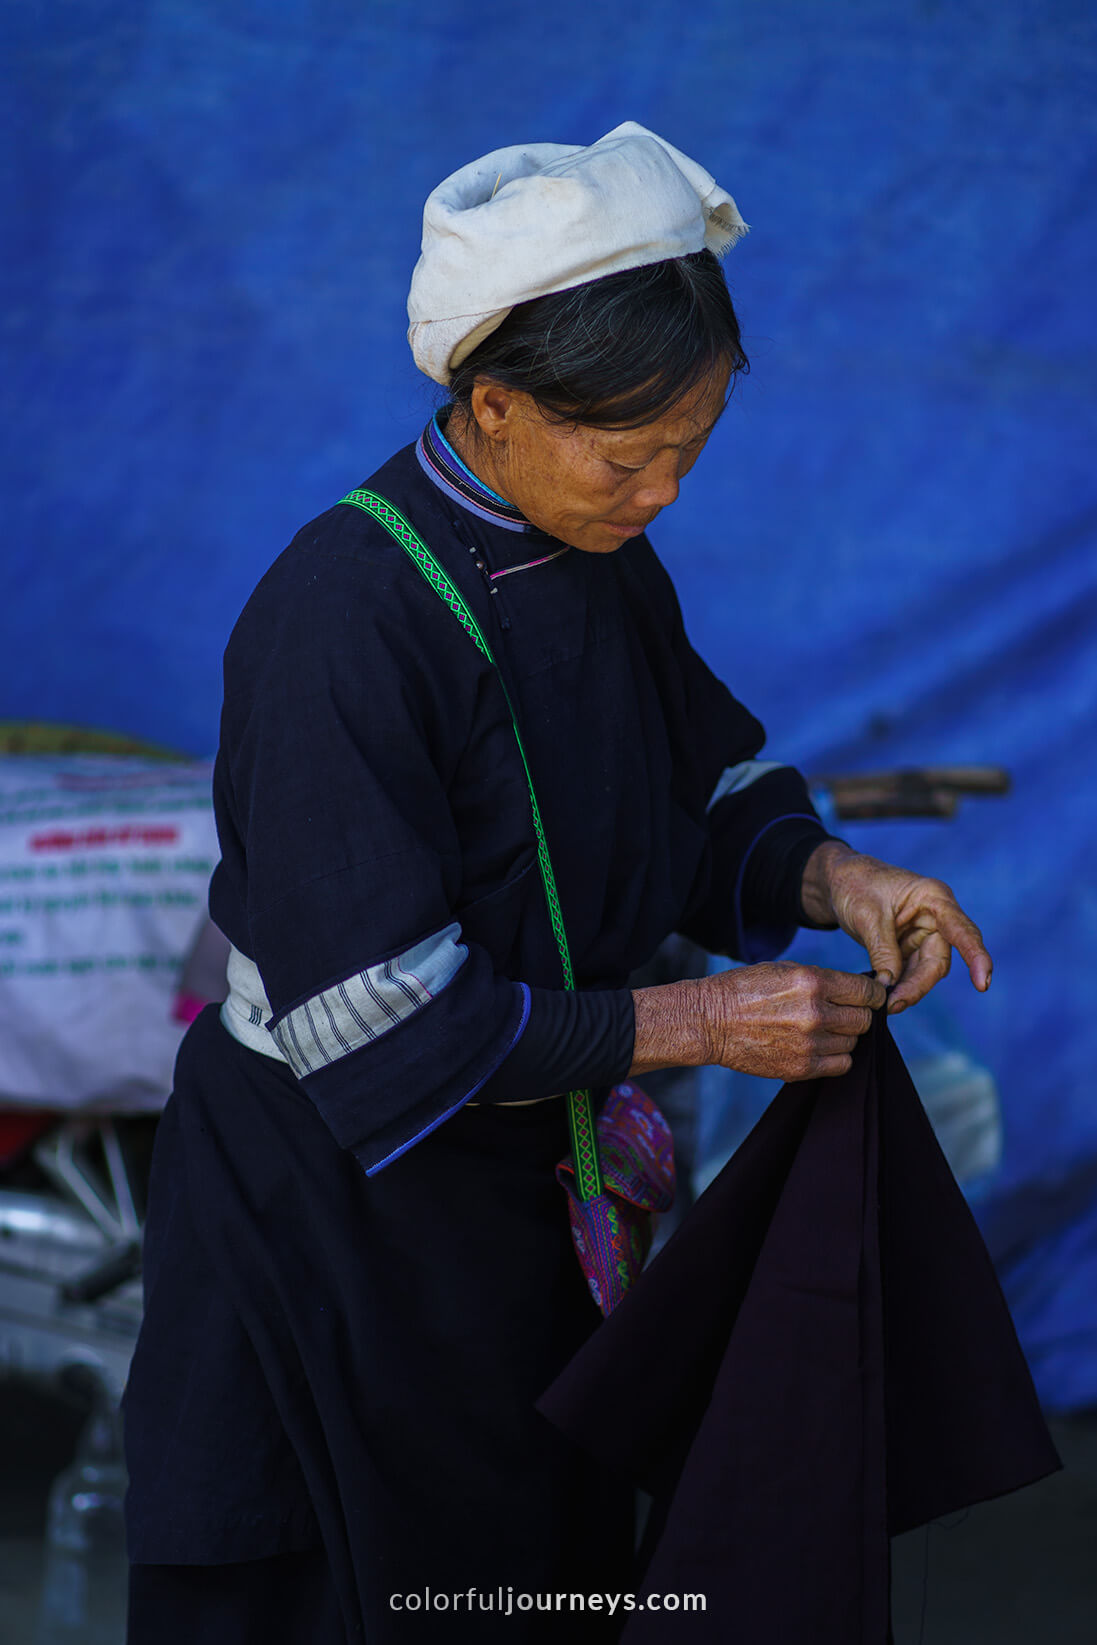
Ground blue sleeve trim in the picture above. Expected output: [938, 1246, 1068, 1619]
[734, 813, 823, 964]
[361, 983, 533, 1175]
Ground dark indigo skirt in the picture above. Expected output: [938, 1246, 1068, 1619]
[123, 1008, 633, 1643]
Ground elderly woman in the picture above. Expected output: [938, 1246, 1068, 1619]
[122, 124, 990, 1643]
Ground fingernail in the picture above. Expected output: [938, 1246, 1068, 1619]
[876, 970, 894, 987]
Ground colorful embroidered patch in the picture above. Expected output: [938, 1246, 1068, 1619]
[557, 1083, 676, 1316]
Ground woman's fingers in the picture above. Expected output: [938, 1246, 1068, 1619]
[817, 1033, 859, 1058]
[858, 919, 905, 990]
[889, 930, 951, 1012]
[888, 889, 993, 1013]
[777, 968, 882, 1078]
[934, 898, 993, 991]
[822, 1004, 875, 1038]
[818, 969, 888, 1012]
[815, 1053, 854, 1079]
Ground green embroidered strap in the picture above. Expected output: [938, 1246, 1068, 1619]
[340, 488, 604, 1201]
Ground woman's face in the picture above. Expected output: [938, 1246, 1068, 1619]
[456, 366, 732, 554]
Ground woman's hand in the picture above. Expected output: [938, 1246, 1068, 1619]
[631, 963, 885, 1083]
[700, 961, 886, 1080]
[800, 841, 993, 1014]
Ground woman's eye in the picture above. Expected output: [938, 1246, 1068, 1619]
[610, 460, 644, 476]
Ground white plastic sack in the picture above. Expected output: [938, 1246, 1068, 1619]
[0, 757, 218, 1111]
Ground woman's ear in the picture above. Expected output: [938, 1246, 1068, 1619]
[470, 379, 520, 444]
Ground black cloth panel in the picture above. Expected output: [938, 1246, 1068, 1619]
[538, 1008, 1061, 1643]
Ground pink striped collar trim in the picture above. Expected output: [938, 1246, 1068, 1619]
[489, 547, 570, 580]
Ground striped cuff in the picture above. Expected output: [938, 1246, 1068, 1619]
[268, 924, 466, 1076]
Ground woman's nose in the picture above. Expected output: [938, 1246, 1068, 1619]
[635, 458, 680, 509]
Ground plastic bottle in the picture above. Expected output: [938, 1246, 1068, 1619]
[36, 1381, 128, 1645]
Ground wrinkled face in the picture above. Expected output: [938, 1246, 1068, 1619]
[456, 367, 732, 554]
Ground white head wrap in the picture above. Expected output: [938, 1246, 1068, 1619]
[407, 120, 747, 386]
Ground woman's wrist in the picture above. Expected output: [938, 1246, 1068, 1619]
[629, 978, 712, 1076]
[799, 839, 857, 927]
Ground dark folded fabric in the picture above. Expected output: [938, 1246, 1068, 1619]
[537, 1008, 1060, 1643]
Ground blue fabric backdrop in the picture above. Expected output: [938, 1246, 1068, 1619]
[3, 0, 1095, 1408]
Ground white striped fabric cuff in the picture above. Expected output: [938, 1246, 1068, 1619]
[269, 923, 467, 1078]
[706, 760, 788, 811]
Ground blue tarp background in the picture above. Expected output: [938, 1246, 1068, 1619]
[3, 1, 1095, 1408]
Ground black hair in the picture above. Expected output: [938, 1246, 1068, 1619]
[446, 248, 748, 430]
